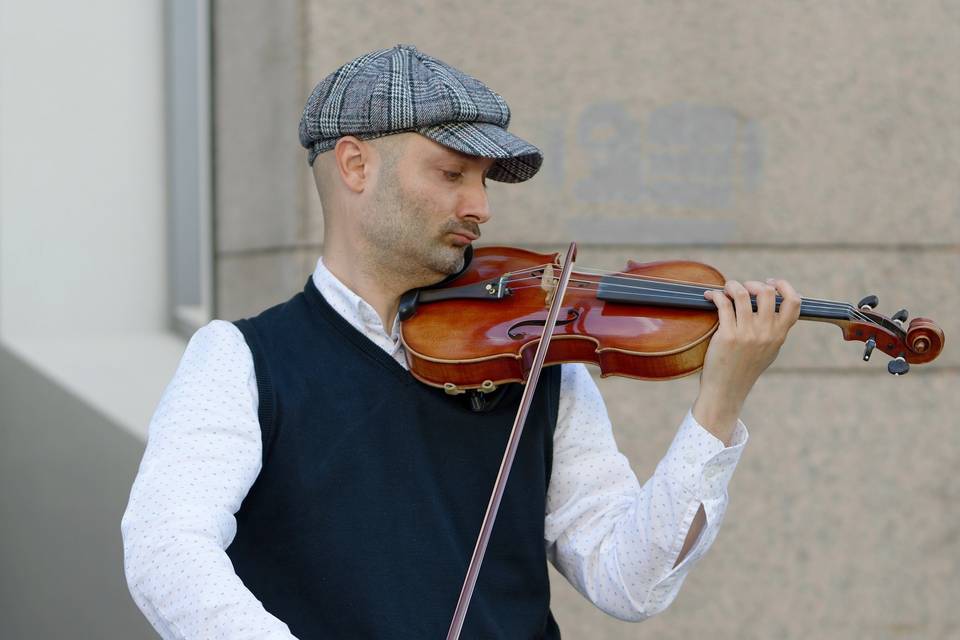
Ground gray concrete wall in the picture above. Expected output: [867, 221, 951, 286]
[0, 346, 156, 639]
[212, 2, 959, 638]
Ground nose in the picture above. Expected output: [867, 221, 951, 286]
[456, 176, 491, 225]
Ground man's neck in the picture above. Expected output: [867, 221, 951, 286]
[321, 244, 415, 331]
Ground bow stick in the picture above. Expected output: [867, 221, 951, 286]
[445, 242, 578, 640]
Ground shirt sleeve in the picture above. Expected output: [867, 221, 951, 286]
[120, 320, 298, 639]
[544, 363, 748, 622]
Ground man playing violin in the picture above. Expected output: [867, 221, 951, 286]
[122, 44, 801, 639]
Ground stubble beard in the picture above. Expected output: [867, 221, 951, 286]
[368, 174, 467, 282]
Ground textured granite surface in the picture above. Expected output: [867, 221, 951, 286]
[213, 2, 958, 637]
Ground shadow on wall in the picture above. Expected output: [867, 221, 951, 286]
[0, 346, 156, 639]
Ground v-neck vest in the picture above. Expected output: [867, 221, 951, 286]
[226, 277, 562, 639]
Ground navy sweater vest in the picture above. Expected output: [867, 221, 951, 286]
[225, 276, 563, 639]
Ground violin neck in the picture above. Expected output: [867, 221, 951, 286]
[595, 276, 853, 322]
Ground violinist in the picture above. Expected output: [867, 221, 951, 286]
[121, 44, 802, 639]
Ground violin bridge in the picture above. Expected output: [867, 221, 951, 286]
[541, 264, 558, 307]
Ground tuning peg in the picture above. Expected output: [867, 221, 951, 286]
[858, 295, 879, 310]
[887, 356, 910, 376]
[862, 338, 876, 361]
[891, 308, 908, 328]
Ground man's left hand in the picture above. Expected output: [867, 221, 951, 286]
[693, 278, 801, 444]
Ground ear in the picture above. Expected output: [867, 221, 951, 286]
[332, 136, 371, 194]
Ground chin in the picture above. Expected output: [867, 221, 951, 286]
[425, 244, 465, 274]
[445, 248, 468, 274]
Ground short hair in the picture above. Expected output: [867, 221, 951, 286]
[311, 134, 409, 214]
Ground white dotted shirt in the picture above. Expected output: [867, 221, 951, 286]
[121, 256, 748, 639]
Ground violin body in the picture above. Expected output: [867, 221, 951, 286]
[401, 246, 727, 391]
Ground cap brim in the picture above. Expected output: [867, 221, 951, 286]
[418, 122, 543, 184]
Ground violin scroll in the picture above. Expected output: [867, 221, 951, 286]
[841, 309, 944, 373]
[905, 317, 945, 360]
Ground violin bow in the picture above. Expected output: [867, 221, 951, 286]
[445, 242, 578, 640]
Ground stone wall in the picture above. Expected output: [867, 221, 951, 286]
[212, 2, 959, 637]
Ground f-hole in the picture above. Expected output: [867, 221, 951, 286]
[508, 308, 580, 340]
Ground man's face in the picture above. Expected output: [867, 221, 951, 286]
[364, 134, 494, 278]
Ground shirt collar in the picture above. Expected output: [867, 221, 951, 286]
[311, 256, 400, 341]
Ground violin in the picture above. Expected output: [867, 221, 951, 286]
[398, 242, 944, 640]
[399, 244, 944, 391]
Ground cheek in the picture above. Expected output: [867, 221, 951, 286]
[400, 181, 452, 219]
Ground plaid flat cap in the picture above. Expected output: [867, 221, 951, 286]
[298, 44, 542, 183]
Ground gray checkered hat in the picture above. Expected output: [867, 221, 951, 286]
[298, 44, 542, 183]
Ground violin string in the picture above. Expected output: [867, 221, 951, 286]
[506, 281, 878, 326]
[580, 276, 878, 324]
[502, 264, 855, 308]
[501, 263, 879, 325]
[500, 264, 876, 324]
[570, 267, 854, 308]
[500, 276, 877, 324]
[502, 273, 837, 309]
[501, 278, 852, 315]
[501, 263, 859, 308]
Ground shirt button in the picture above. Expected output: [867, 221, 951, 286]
[684, 454, 697, 466]
[705, 466, 719, 479]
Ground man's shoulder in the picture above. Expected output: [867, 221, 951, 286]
[183, 319, 251, 361]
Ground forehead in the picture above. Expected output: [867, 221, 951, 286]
[406, 134, 495, 170]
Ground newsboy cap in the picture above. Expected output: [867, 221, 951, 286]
[298, 44, 542, 183]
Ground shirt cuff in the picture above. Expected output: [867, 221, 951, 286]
[657, 409, 749, 503]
